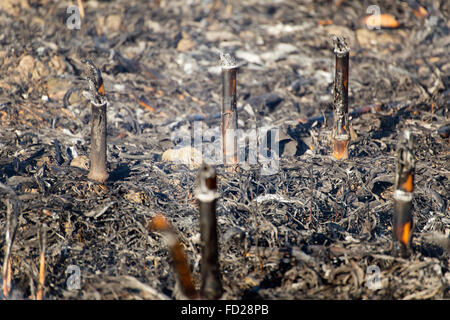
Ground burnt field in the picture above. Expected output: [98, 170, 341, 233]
[0, 0, 449, 300]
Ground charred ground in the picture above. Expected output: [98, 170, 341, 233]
[0, 0, 449, 300]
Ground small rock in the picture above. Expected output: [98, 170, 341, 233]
[263, 23, 304, 36]
[97, 14, 121, 34]
[31, 16, 45, 27]
[278, 131, 297, 157]
[280, 139, 298, 157]
[36, 47, 46, 56]
[177, 38, 196, 52]
[17, 55, 35, 78]
[207, 65, 222, 75]
[205, 30, 237, 42]
[105, 14, 122, 32]
[356, 28, 402, 49]
[145, 20, 162, 33]
[124, 191, 145, 204]
[123, 41, 147, 57]
[175, 54, 198, 75]
[49, 55, 66, 75]
[235, 50, 263, 65]
[243, 276, 260, 288]
[261, 43, 298, 62]
[46, 78, 72, 101]
[239, 30, 256, 40]
[32, 60, 50, 80]
[162, 146, 202, 169]
[246, 93, 283, 112]
[0, 0, 30, 17]
[70, 155, 89, 170]
[356, 29, 377, 48]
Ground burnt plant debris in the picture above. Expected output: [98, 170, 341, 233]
[0, 0, 449, 300]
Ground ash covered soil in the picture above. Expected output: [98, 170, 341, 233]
[0, 0, 449, 300]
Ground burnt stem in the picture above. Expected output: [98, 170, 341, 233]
[393, 130, 415, 253]
[221, 53, 238, 166]
[83, 60, 109, 183]
[88, 101, 109, 183]
[332, 36, 350, 160]
[2, 197, 20, 298]
[171, 241, 198, 299]
[36, 223, 47, 300]
[148, 214, 198, 299]
[196, 164, 223, 300]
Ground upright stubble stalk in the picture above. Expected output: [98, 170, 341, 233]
[393, 130, 415, 254]
[221, 63, 238, 166]
[148, 214, 198, 299]
[88, 101, 108, 183]
[332, 36, 350, 160]
[83, 59, 109, 183]
[196, 164, 223, 299]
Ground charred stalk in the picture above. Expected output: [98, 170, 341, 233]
[393, 129, 415, 253]
[36, 223, 47, 300]
[196, 164, 223, 299]
[83, 60, 109, 183]
[148, 214, 198, 299]
[2, 197, 20, 299]
[220, 52, 238, 166]
[332, 36, 350, 160]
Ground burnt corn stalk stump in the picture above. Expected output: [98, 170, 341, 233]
[196, 164, 223, 300]
[332, 36, 350, 160]
[148, 214, 198, 299]
[83, 60, 109, 183]
[393, 130, 415, 254]
[220, 52, 238, 166]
